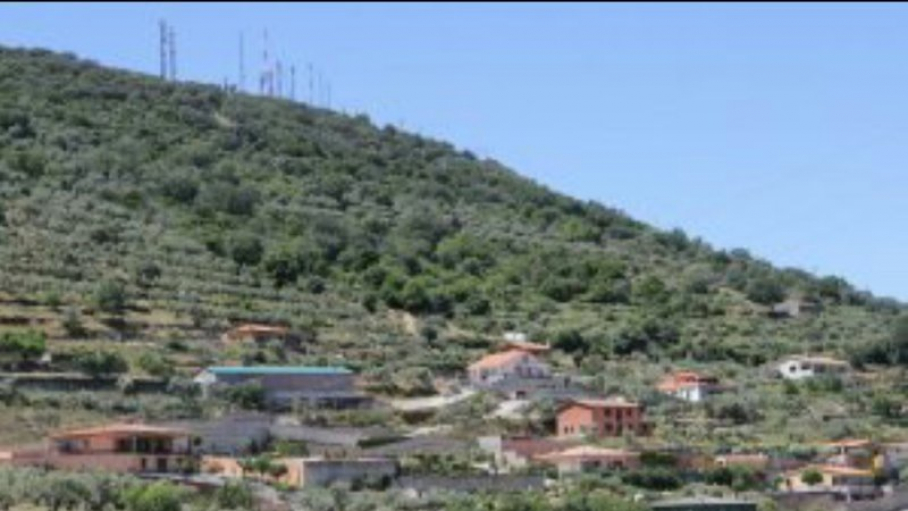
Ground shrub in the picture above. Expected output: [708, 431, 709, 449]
[74, 350, 129, 378]
[230, 234, 264, 267]
[94, 279, 128, 314]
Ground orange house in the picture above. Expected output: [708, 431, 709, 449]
[556, 397, 650, 438]
[1, 423, 197, 474]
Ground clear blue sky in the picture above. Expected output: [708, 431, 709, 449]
[2, 2, 907, 300]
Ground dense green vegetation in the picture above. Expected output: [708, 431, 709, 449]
[0, 46, 907, 449]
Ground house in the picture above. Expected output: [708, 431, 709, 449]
[656, 371, 724, 403]
[534, 445, 640, 476]
[477, 435, 579, 473]
[467, 349, 551, 388]
[0, 422, 197, 474]
[777, 356, 850, 380]
[202, 456, 398, 488]
[779, 464, 880, 501]
[220, 324, 289, 344]
[556, 397, 650, 438]
[650, 497, 758, 511]
[769, 299, 822, 319]
[819, 439, 892, 473]
[194, 366, 368, 410]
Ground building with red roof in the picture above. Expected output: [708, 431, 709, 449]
[556, 397, 650, 438]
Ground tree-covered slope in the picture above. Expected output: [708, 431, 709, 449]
[0, 47, 902, 384]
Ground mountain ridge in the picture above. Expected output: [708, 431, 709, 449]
[0, 45, 901, 386]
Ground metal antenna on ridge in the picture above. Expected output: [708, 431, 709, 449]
[290, 65, 296, 101]
[159, 20, 168, 80]
[307, 63, 314, 104]
[168, 25, 177, 81]
[276, 60, 283, 98]
[260, 29, 270, 96]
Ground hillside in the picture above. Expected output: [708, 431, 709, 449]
[0, 45, 903, 398]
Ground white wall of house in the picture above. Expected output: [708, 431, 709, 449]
[669, 385, 708, 403]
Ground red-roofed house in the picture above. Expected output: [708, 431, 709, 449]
[657, 371, 723, 403]
[468, 349, 550, 386]
[0, 422, 197, 474]
[556, 397, 650, 438]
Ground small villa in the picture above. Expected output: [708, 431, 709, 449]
[656, 371, 724, 403]
[0, 422, 197, 475]
[467, 348, 551, 387]
[556, 397, 650, 438]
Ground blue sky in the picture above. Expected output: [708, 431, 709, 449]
[2, 3, 907, 299]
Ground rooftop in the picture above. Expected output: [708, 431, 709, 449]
[206, 366, 352, 376]
[560, 397, 641, 410]
[535, 445, 639, 462]
[51, 423, 191, 439]
[500, 340, 551, 353]
[469, 349, 535, 371]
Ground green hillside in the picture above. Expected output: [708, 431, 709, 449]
[0, 46, 902, 394]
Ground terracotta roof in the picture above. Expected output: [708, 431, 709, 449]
[560, 397, 641, 410]
[657, 371, 720, 391]
[535, 445, 639, 462]
[821, 439, 873, 449]
[501, 340, 551, 353]
[469, 349, 534, 371]
[50, 423, 191, 440]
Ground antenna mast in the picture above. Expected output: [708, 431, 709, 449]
[307, 63, 314, 104]
[168, 25, 177, 81]
[290, 65, 296, 101]
[276, 60, 283, 98]
[159, 20, 168, 80]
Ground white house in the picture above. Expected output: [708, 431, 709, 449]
[467, 349, 551, 386]
[656, 371, 723, 403]
[777, 356, 850, 381]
